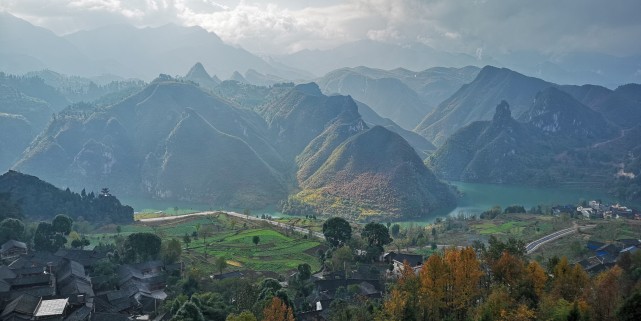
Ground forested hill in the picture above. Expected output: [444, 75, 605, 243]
[0, 170, 133, 223]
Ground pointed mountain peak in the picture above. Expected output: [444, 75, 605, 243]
[185, 62, 212, 80]
[493, 100, 512, 123]
[230, 71, 247, 83]
[294, 82, 322, 97]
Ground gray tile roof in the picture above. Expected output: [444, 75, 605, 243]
[1, 240, 27, 252]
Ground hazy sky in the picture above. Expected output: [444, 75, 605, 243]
[2, 0, 641, 56]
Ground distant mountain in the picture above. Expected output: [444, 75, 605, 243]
[275, 39, 491, 77]
[0, 84, 54, 170]
[0, 71, 70, 110]
[14, 79, 454, 217]
[316, 68, 430, 129]
[494, 51, 641, 89]
[563, 84, 641, 129]
[211, 81, 293, 109]
[244, 69, 286, 87]
[519, 87, 616, 145]
[0, 170, 133, 223]
[230, 71, 248, 84]
[184, 62, 220, 90]
[293, 126, 456, 219]
[0, 12, 91, 76]
[355, 101, 435, 158]
[428, 97, 636, 197]
[14, 77, 288, 208]
[427, 101, 552, 183]
[24, 69, 146, 107]
[0, 13, 309, 81]
[257, 83, 364, 160]
[415, 66, 554, 146]
[318, 66, 479, 107]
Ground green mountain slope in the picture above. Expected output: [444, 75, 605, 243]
[317, 68, 430, 129]
[14, 77, 287, 207]
[415, 66, 554, 146]
[427, 101, 552, 183]
[292, 126, 456, 219]
[355, 101, 436, 158]
[519, 87, 617, 145]
[0, 170, 133, 223]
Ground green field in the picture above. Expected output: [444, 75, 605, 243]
[87, 214, 322, 274]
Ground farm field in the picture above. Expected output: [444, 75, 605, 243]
[88, 213, 324, 275]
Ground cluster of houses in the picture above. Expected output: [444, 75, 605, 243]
[571, 200, 639, 220]
[296, 251, 422, 321]
[577, 238, 641, 274]
[0, 240, 178, 321]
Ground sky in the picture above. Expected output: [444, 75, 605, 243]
[1, 0, 641, 57]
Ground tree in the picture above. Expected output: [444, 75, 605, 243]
[0, 218, 25, 243]
[71, 237, 90, 249]
[183, 233, 192, 250]
[171, 301, 205, 321]
[122, 232, 162, 263]
[215, 256, 228, 275]
[617, 290, 641, 321]
[330, 246, 354, 271]
[33, 222, 56, 252]
[262, 297, 294, 321]
[162, 238, 182, 264]
[52, 214, 73, 235]
[322, 217, 352, 248]
[226, 311, 257, 321]
[253, 235, 260, 246]
[391, 224, 401, 238]
[591, 266, 623, 320]
[362, 222, 392, 261]
[200, 225, 215, 252]
[116, 225, 122, 235]
[552, 256, 589, 302]
[362, 222, 392, 248]
[100, 187, 111, 196]
[297, 263, 311, 281]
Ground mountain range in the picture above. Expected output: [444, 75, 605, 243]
[426, 86, 640, 202]
[11, 74, 456, 219]
[0, 12, 310, 81]
[275, 38, 641, 88]
[316, 66, 480, 130]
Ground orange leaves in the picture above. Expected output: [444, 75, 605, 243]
[419, 247, 483, 318]
[262, 297, 294, 321]
[524, 261, 547, 298]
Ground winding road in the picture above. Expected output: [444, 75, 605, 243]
[525, 223, 596, 254]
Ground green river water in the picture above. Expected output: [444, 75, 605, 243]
[123, 182, 634, 226]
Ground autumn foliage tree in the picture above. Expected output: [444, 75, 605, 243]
[379, 247, 482, 321]
[262, 297, 294, 321]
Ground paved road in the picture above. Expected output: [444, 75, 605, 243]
[526, 224, 596, 254]
[139, 211, 325, 239]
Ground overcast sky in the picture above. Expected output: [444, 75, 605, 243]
[1, 0, 640, 57]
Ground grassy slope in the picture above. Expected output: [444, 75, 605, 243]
[89, 214, 321, 274]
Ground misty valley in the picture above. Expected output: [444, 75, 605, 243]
[1, 6, 641, 321]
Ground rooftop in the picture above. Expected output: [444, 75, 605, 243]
[33, 298, 68, 317]
[1, 240, 27, 252]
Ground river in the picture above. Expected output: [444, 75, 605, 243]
[122, 182, 632, 225]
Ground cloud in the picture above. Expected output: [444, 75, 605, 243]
[1, 0, 640, 56]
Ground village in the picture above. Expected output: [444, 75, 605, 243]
[2, 197, 641, 321]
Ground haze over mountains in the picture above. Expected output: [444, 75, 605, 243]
[2, 11, 640, 88]
[0, 12, 309, 81]
[1, 7, 640, 216]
